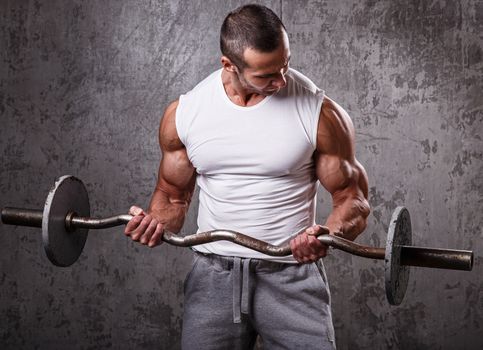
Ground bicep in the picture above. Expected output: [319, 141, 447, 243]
[156, 100, 196, 199]
[316, 154, 368, 201]
[315, 97, 368, 199]
[157, 148, 196, 197]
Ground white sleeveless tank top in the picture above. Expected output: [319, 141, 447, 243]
[175, 68, 324, 262]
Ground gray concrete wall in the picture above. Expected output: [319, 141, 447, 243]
[0, 0, 481, 349]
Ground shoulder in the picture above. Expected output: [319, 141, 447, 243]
[320, 96, 353, 127]
[286, 68, 322, 97]
[159, 100, 183, 152]
[317, 96, 355, 157]
[177, 69, 221, 118]
[183, 69, 221, 97]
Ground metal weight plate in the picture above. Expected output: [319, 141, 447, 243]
[42, 175, 90, 267]
[385, 206, 412, 305]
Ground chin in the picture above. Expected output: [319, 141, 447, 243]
[264, 89, 279, 96]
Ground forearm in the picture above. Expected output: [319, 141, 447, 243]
[147, 187, 192, 233]
[325, 191, 370, 241]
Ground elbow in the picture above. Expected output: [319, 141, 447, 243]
[358, 198, 371, 231]
[360, 198, 371, 221]
[349, 199, 370, 241]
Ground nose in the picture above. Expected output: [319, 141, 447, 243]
[272, 70, 287, 88]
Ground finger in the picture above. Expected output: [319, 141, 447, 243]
[148, 223, 165, 247]
[312, 244, 328, 259]
[307, 225, 330, 256]
[316, 225, 330, 236]
[298, 232, 326, 262]
[302, 233, 315, 254]
[296, 233, 314, 262]
[131, 215, 152, 241]
[124, 215, 144, 235]
[302, 256, 315, 264]
[307, 234, 323, 250]
[308, 234, 329, 258]
[140, 218, 158, 245]
[290, 235, 304, 263]
[298, 232, 318, 263]
[306, 226, 315, 235]
[292, 232, 321, 263]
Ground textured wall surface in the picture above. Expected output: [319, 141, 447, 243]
[1, 0, 482, 349]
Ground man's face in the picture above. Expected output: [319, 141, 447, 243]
[235, 31, 291, 96]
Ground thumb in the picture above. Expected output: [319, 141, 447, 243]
[129, 205, 146, 216]
[308, 225, 330, 237]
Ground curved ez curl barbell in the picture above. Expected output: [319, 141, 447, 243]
[1, 175, 474, 305]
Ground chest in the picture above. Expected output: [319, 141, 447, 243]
[186, 112, 315, 176]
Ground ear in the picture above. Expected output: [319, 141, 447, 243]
[221, 56, 237, 73]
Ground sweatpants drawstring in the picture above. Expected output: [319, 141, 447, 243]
[233, 257, 251, 323]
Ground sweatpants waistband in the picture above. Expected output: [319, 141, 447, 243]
[193, 251, 296, 272]
[193, 252, 304, 324]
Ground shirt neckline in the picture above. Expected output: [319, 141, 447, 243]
[217, 69, 276, 111]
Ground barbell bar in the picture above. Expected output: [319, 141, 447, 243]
[1, 175, 474, 305]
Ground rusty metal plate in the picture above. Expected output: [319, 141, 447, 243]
[42, 175, 90, 267]
[385, 206, 412, 305]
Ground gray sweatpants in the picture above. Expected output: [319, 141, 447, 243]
[182, 252, 336, 350]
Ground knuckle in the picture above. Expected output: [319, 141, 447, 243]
[149, 236, 162, 247]
[131, 232, 142, 241]
[139, 219, 150, 229]
[141, 235, 152, 244]
[140, 232, 154, 245]
[318, 247, 328, 257]
[309, 238, 321, 249]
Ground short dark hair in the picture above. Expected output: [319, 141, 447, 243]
[220, 4, 286, 70]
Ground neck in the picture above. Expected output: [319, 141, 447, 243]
[221, 69, 266, 107]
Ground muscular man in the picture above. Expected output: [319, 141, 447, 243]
[125, 4, 369, 350]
